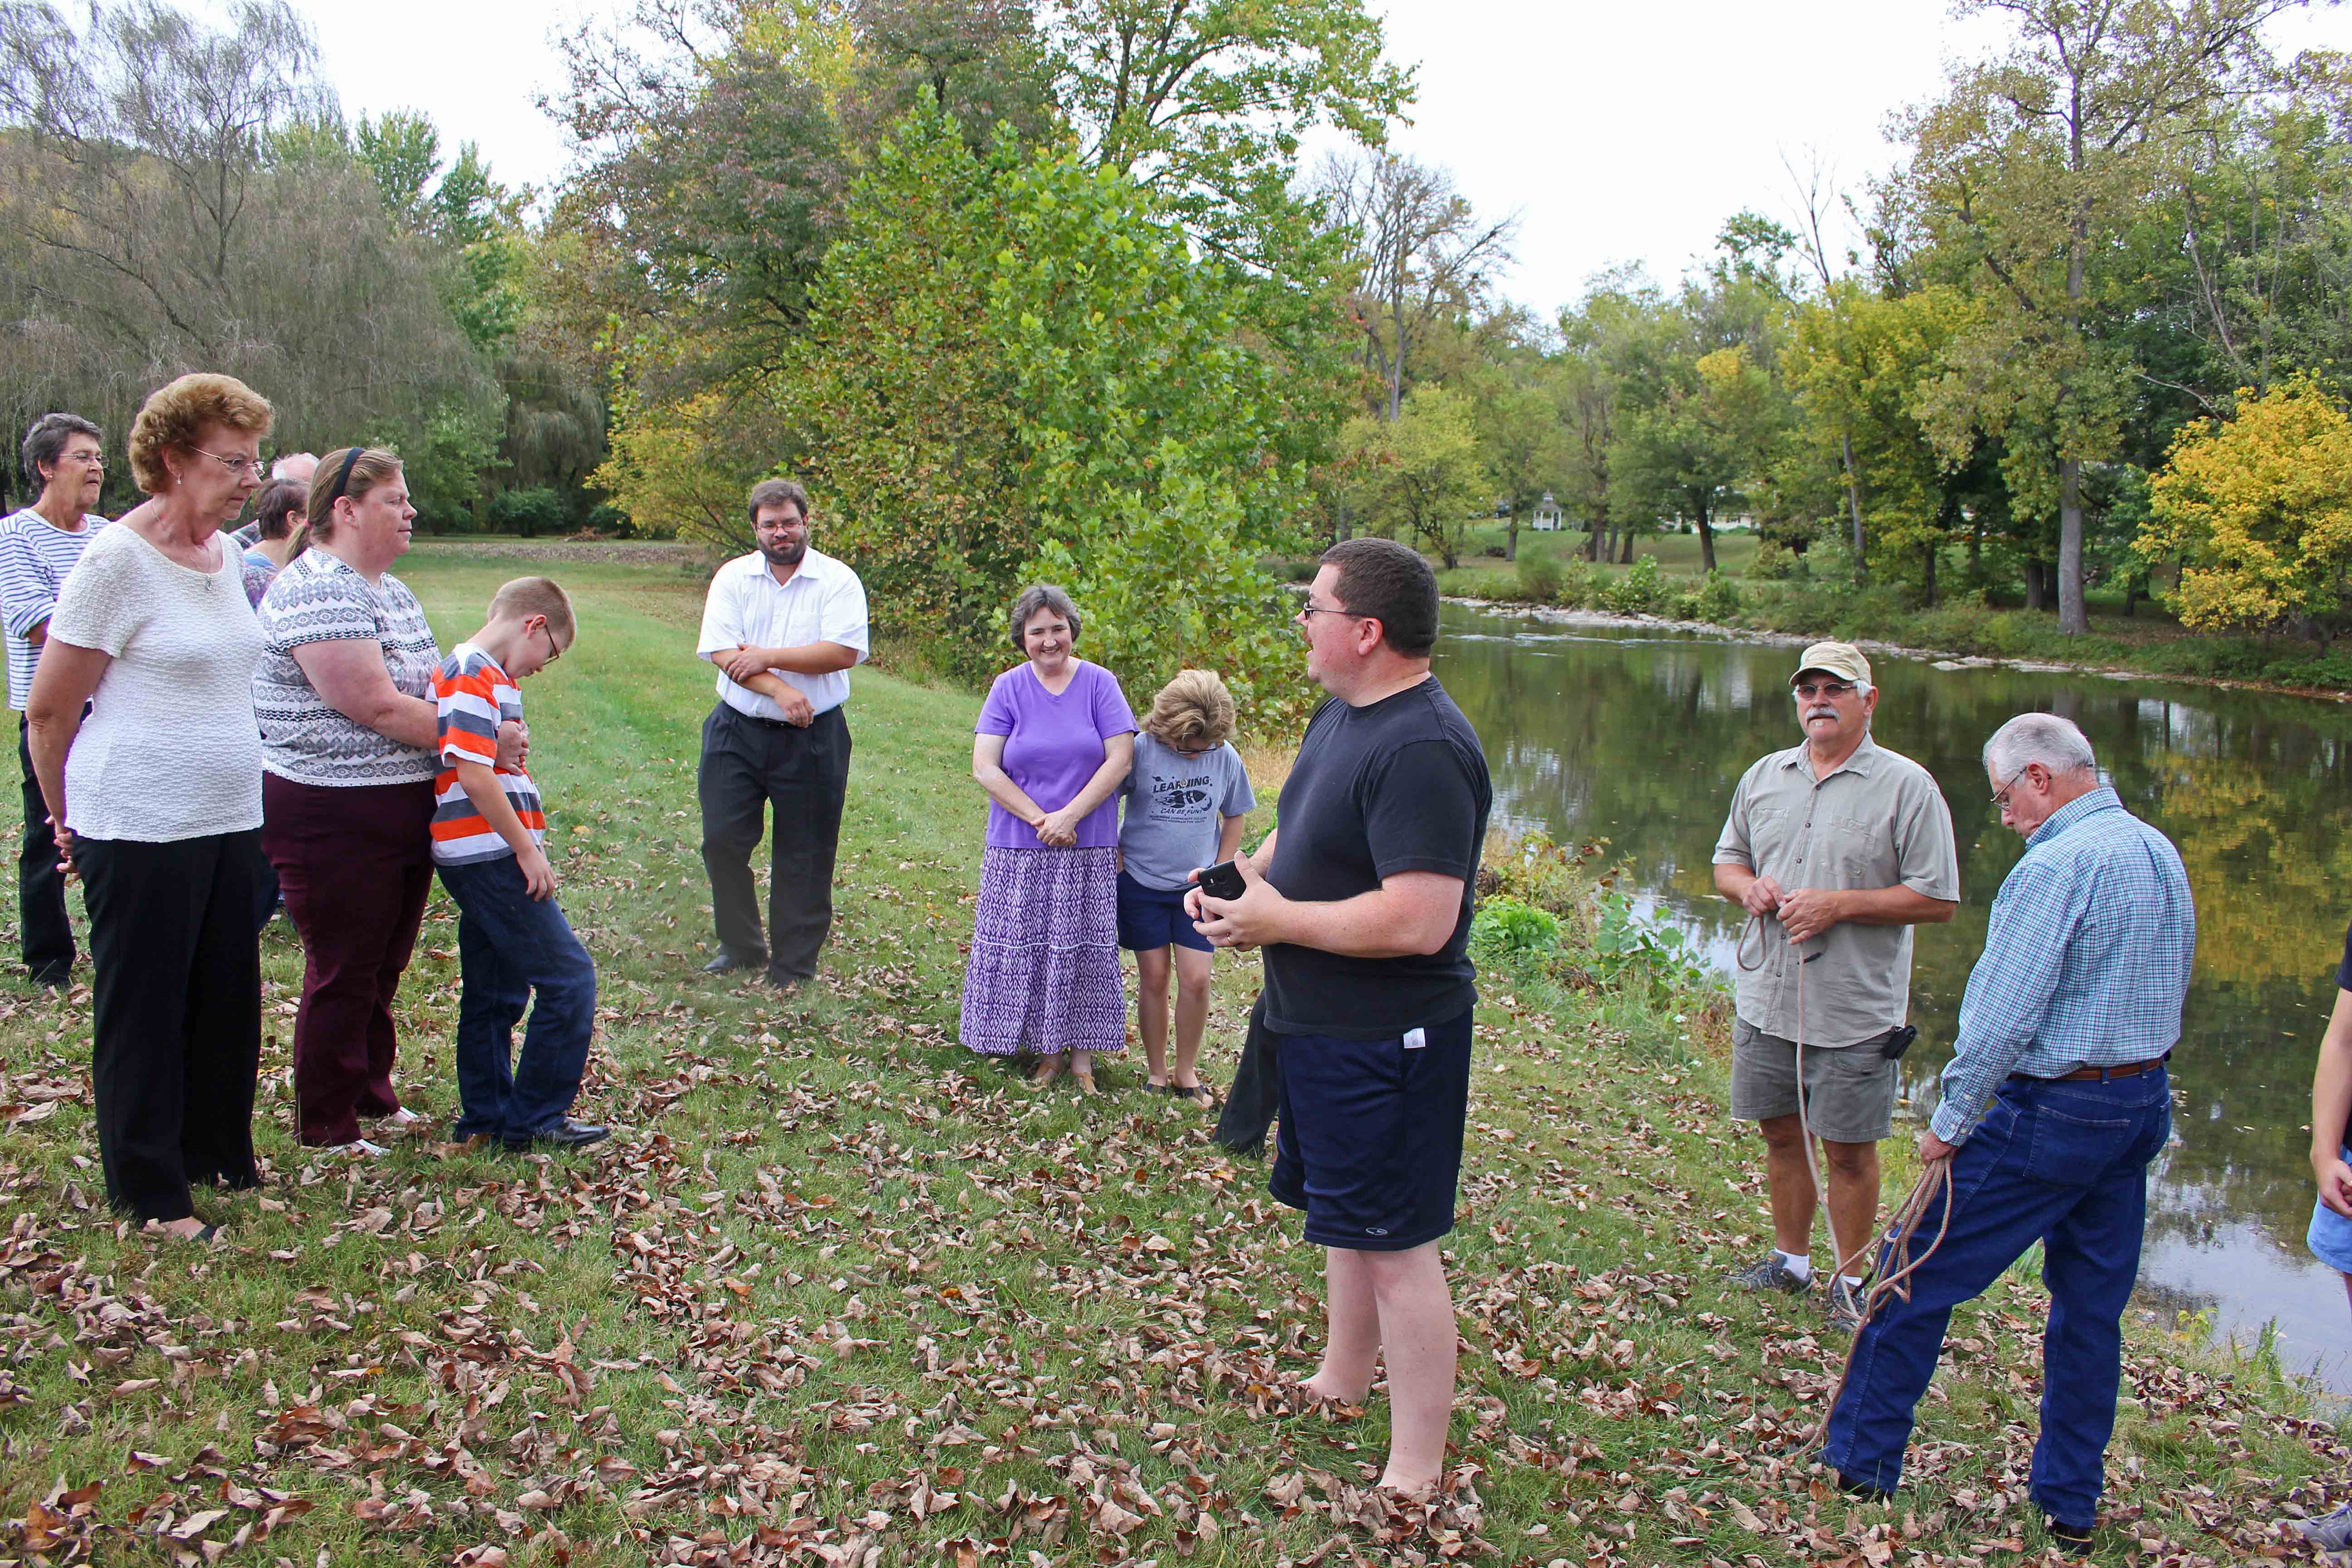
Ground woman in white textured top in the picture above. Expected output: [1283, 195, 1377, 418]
[27, 373, 274, 1243]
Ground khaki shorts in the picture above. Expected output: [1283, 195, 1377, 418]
[1730, 1017, 1899, 1144]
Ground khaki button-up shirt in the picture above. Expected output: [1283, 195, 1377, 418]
[1711, 735, 1960, 1048]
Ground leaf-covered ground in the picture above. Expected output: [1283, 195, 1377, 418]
[0, 552, 2343, 1567]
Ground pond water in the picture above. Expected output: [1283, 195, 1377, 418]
[1431, 601, 2352, 1391]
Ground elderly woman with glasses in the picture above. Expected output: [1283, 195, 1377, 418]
[958, 584, 1137, 1092]
[26, 374, 277, 1241]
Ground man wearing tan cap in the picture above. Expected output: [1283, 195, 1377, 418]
[1712, 642, 1960, 1331]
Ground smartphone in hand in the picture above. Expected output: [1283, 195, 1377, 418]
[1195, 860, 1246, 901]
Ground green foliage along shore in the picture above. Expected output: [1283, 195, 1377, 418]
[0, 550, 2341, 1564]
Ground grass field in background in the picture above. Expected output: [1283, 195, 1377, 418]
[0, 548, 2341, 1565]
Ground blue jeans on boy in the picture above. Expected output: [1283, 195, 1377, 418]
[1823, 1066, 2171, 1531]
[437, 856, 598, 1143]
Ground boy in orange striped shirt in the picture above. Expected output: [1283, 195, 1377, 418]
[431, 577, 607, 1154]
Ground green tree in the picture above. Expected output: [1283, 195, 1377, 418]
[718, 101, 1336, 714]
[1056, 0, 1414, 265]
[1343, 384, 1490, 568]
[1898, 0, 2307, 634]
[1785, 282, 1983, 602]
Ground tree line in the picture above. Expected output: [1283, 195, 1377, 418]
[9, 0, 2352, 698]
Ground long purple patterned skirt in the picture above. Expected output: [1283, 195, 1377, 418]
[958, 845, 1127, 1057]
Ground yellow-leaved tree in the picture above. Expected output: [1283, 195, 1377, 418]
[2141, 377, 2352, 645]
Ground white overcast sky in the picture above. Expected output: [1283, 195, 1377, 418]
[289, 0, 2352, 316]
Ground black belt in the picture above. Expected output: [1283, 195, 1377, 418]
[729, 704, 838, 731]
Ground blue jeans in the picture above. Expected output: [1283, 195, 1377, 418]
[1823, 1067, 2171, 1530]
[437, 856, 598, 1142]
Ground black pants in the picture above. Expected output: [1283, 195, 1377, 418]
[697, 703, 852, 982]
[78, 830, 268, 1221]
[17, 714, 73, 981]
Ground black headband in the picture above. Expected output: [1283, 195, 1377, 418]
[328, 446, 364, 506]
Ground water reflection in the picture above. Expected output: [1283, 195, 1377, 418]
[1433, 604, 2352, 1390]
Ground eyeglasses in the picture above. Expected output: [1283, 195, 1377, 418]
[57, 451, 103, 468]
[188, 445, 267, 480]
[1989, 772, 2019, 811]
[1792, 681, 1859, 700]
[1297, 601, 1358, 621]
[538, 621, 563, 665]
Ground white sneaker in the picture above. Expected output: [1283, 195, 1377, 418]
[323, 1138, 389, 1158]
[374, 1108, 425, 1128]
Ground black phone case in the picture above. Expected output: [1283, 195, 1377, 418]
[1197, 862, 1245, 900]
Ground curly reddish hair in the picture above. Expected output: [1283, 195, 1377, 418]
[126, 373, 273, 494]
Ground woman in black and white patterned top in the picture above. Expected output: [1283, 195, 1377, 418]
[252, 447, 463, 1155]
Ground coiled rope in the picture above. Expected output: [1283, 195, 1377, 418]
[1735, 909, 1955, 1452]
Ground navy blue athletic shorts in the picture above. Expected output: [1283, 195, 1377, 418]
[1268, 1009, 1473, 1251]
[1115, 869, 1212, 953]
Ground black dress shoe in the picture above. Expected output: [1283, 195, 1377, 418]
[2043, 1517, 2093, 1555]
[1836, 1474, 1893, 1504]
[28, 965, 70, 990]
[701, 950, 766, 975]
[504, 1118, 610, 1152]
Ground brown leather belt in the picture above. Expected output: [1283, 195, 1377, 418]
[2024, 1056, 2169, 1083]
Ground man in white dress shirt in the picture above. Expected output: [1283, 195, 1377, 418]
[694, 479, 870, 986]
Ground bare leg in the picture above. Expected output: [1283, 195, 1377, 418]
[1302, 1246, 1380, 1404]
[1366, 1241, 1457, 1493]
[1759, 1112, 1816, 1258]
[1171, 945, 1213, 1090]
[1032, 1053, 1067, 1084]
[1821, 1137, 1883, 1278]
[1135, 946, 1172, 1085]
[1070, 1048, 1095, 1092]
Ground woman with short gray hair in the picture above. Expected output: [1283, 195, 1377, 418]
[959, 584, 1137, 1089]
[0, 412, 109, 986]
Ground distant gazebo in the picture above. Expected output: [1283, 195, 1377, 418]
[1531, 492, 1564, 531]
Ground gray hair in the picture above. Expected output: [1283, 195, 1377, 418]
[1009, 583, 1081, 649]
[1983, 712, 2097, 782]
[21, 412, 101, 486]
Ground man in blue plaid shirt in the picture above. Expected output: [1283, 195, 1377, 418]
[1823, 713, 2194, 1554]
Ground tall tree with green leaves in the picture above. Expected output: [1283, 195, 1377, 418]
[1899, 0, 2308, 633]
[1341, 384, 1490, 568]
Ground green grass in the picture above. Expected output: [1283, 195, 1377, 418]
[0, 549, 2338, 1564]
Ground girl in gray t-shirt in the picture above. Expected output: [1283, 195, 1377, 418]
[1116, 671, 1257, 1098]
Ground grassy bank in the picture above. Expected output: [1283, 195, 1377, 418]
[0, 550, 2342, 1565]
[1423, 530, 2352, 696]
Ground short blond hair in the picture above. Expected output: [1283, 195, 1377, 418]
[489, 576, 577, 643]
[1142, 669, 1236, 750]
[127, 373, 273, 494]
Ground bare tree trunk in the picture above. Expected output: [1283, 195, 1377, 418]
[1505, 514, 1519, 562]
[1841, 433, 1867, 584]
[1695, 497, 1716, 574]
[1922, 539, 1938, 607]
[1618, 530, 1634, 565]
[2024, 559, 2049, 610]
[2057, 454, 2089, 634]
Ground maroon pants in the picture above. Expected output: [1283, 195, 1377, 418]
[262, 773, 436, 1146]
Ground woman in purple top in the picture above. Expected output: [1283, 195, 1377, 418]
[960, 584, 1137, 1089]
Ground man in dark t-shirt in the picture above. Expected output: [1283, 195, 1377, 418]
[1190, 536, 1491, 1499]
